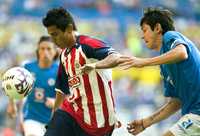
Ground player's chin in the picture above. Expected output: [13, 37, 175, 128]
[43, 58, 52, 63]
[56, 43, 65, 49]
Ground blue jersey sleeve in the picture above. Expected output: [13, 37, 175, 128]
[55, 63, 70, 95]
[163, 31, 189, 51]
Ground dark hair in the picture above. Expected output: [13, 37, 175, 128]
[42, 7, 77, 32]
[36, 36, 59, 60]
[38, 35, 52, 44]
[140, 7, 175, 34]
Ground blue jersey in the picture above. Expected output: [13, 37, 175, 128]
[23, 60, 58, 124]
[160, 31, 200, 115]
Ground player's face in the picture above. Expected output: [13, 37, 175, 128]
[38, 41, 56, 64]
[47, 25, 73, 49]
[141, 23, 161, 51]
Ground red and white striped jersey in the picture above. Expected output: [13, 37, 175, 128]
[55, 35, 118, 136]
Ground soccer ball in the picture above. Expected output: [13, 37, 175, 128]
[1, 67, 34, 100]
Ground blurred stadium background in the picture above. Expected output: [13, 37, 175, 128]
[0, 0, 200, 136]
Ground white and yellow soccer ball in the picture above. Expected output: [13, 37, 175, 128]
[1, 67, 34, 100]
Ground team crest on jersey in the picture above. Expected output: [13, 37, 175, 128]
[34, 87, 45, 102]
[75, 60, 82, 75]
[48, 78, 55, 86]
[75, 62, 80, 69]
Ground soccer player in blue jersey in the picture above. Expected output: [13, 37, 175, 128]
[118, 7, 200, 136]
[7, 36, 59, 136]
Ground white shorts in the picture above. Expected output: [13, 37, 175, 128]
[169, 113, 200, 136]
[23, 119, 46, 136]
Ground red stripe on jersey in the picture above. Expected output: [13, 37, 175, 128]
[75, 88, 82, 114]
[79, 52, 85, 66]
[108, 81, 115, 109]
[78, 35, 104, 48]
[70, 48, 82, 112]
[96, 73, 109, 127]
[82, 74, 97, 127]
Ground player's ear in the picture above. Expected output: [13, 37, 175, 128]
[155, 23, 162, 34]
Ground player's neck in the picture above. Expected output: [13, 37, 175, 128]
[155, 35, 162, 51]
[66, 33, 77, 50]
[38, 61, 52, 69]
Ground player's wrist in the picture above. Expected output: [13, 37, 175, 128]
[142, 118, 151, 129]
[141, 119, 146, 130]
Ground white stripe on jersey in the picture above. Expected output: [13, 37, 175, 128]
[98, 70, 117, 126]
[88, 69, 105, 127]
[76, 47, 91, 125]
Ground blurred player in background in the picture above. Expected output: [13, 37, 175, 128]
[7, 36, 59, 136]
[119, 7, 200, 136]
[42, 7, 123, 136]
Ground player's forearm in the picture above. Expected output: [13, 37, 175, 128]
[52, 91, 65, 113]
[146, 45, 188, 66]
[143, 98, 181, 128]
[95, 53, 121, 69]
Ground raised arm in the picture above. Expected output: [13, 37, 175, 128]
[119, 44, 188, 69]
[81, 53, 121, 73]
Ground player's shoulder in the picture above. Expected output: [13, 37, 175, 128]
[77, 35, 107, 48]
[23, 60, 37, 68]
[163, 31, 183, 44]
[163, 31, 182, 43]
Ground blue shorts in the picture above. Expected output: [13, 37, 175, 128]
[44, 109, 113, 136]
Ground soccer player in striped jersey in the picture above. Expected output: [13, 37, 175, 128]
[42, 7, 122, 136]
[119, 7, 200, 136]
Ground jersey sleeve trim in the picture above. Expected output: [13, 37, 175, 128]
[55, 88, 64, 94]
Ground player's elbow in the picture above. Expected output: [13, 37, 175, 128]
[176, 45, 188, 60]
[180, 51, 188, 60]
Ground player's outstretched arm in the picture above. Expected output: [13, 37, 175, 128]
[52, 91, 65, 113]
[81, 53, 122, 74]
[127, 98, 181, 135]
[119, 44, 188, 69]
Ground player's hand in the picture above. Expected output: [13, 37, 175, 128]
[80, 63, 96, 74]
[118, 56, 147, 69]
[45, 97, 55, 108]
[7, 101, 17, 118]
[127, 119, 146, 135]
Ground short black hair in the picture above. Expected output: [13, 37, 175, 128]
[36, 36, 59, 60]
[38, 36, 52, 44]
[140, 7, 175, 34]
[42, 7, 77, 32]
